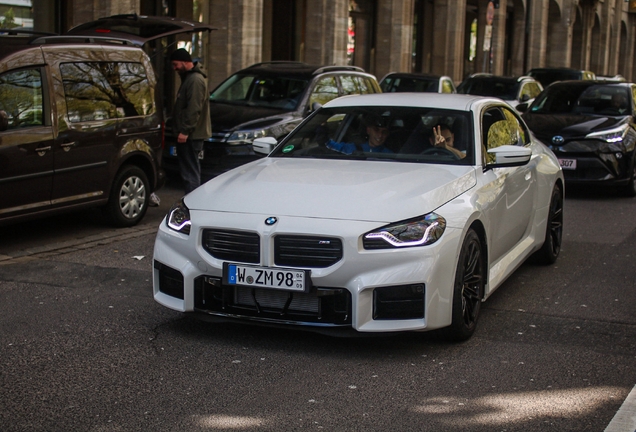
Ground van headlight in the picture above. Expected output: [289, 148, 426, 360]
[363, 213, 446, 249]
[166, 200, 191, 235]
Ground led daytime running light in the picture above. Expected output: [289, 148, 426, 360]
[365, 221, 442, 247]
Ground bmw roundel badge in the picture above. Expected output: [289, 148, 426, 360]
[265, 217, 278, 226]
[552, 135, 564, 145]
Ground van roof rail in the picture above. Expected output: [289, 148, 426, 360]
[30, 35, 138, 46]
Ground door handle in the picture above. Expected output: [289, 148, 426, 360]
[35, 146, 51, 156]
[61, 142, 76, 151]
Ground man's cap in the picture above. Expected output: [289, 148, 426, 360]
[170, 48, 193, 63]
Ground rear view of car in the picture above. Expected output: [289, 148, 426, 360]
[527, 67, 596, 88]
[457, 74, 543, 110]
[379, 72, 456, 94]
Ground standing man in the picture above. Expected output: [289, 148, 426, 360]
[170, 48, 212, 194]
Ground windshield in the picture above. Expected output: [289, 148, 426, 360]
[457, 79, 517, 100]
[529, 84, 631, 115]
[271, 106, 474, 165]
[529, 71, 580, 87]
[380, 77, 438, 93]
[209, 73, 309, 110]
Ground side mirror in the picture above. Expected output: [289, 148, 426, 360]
[0, 110, 8, 132]
[486, 145, 532, 168]
[253, 136, 277, 155]
[515, 102, 529, 113]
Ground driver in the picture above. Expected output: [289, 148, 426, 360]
[325, 113, 393, 154]
[430, 124, 465, 159]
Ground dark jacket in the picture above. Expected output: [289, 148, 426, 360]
[173, 63, 212, 140]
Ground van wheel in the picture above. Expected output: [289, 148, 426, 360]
[104, 166, 149, 227]
[620, 160, 636, 197]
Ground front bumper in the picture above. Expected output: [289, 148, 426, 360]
[549, 139, 633, 185]
[152, 210, 462, 333]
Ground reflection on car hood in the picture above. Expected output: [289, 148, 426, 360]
[522, 113, 625, 140]
[209, 102, 296, 131]
[186, 158, 476, 222]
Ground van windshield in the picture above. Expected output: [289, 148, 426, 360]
[210, 73, 309, 110]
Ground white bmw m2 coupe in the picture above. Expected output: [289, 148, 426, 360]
[153, 93, 564, 341]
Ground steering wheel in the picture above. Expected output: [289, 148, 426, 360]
[421, 147, 460, 160]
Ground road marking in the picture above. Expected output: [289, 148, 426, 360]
[605, 384, 636, 432]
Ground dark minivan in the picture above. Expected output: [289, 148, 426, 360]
[0, 15, 212, 226]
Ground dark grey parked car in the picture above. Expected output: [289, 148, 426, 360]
[521, 81, 636, 196]
[163, 61, 381, 178]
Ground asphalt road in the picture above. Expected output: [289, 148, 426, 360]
[0, 179, 635, 432]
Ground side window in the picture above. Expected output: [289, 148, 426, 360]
[309, 76, 339, 106]
[441, 79, 454, 93]
[340, 75, 358, 95]
[483, 106, 527, 165]
[60, 62, 154, 122]
[632, 86, 636, 111]
[355, 76, 374, 94]
[0, 68, 44, 130]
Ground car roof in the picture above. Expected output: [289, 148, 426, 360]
[546, 80, 631, 89]
[381, 72, 449, 80]
[238, 61, 368, 77]
[322, 92, 497, 110]
[65, 14, 215, 46]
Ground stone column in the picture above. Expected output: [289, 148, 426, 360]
[431, 0, 466, 83]
[302, 0, 349, 66]
[207, 0, 264, 89]
[373, 0, 415, 78]
[525, 0, 549, 69]
[491, 0, 508, 75]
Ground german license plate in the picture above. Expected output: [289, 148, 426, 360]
[223, 263, 308, 292]
[559, 158, 576, 170]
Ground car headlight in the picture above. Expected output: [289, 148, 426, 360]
[227, 129, 268, 144]
[166, 200, 191, 235]
[363, 213, 446, 249]
[585, 124, 628, 143]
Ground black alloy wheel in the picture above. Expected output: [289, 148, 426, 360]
[441, 229, 484, 342]
[620, 159, 636, 197]
[535, 184, 563, 265]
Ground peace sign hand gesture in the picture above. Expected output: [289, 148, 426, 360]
[432, 125, 446, 148]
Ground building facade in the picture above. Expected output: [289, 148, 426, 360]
[6, 0, 636, 88]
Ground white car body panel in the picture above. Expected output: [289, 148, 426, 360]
[153, 93, 564, 336]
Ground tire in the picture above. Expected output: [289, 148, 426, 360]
[440, 229, 485, 342]
[535, 184, 563, 265]
[620, 159, 636, 197]
[104, 165, 149, 227]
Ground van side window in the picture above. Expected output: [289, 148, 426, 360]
[60, 62, 155, 122]
[0, 68, 44, 130]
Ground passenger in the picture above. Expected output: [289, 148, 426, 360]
[429, 124, 465, 159]
[326, 113, 393, 154]
[610, 92, 629, 114]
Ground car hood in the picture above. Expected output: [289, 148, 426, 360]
[522, 113, 626, 140]
[186, 158, 476, 223]
[208, 102, 298, 132]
